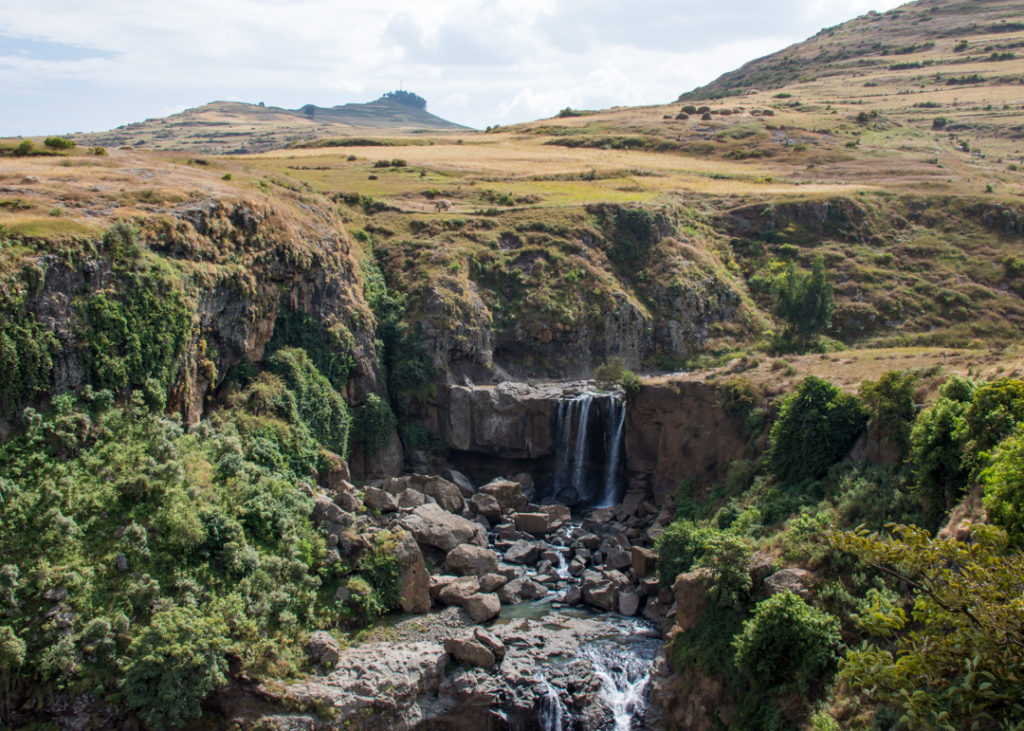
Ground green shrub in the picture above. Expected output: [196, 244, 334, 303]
[43, 136, 76, 150]
[122, 606, 228, 730]
[267, 348, 351, 458]
[593, 356, 642, 397]
[771, 256, 833, 350]
[718, 377, 756, 418]
[959, 378, 1024, 475]
[859, 370, 918, 456]
[768, 376, 867, 483]
[12, 140, 33, 157]
[267, 308, 354, 393]
[350, 393, 397, 455]
[612, 207, 658, 265]
[655, 520, 715, 587]
[733, 590, 842, 693]
[0, 305, 59, 420]
[909, 376, 973, 516]
[981, 426, 1024, 545]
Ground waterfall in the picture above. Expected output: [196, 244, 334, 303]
[551, 391, 626, 506]
[570, 395, 593, 501]
[586, 643, 655, 731]
[535, 671, 568, 731]
[600, 395, 626, 508]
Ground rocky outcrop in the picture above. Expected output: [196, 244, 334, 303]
[626, 379, 749, 503]
[398, 503, 486, 552]
[395, 531, 431, 613]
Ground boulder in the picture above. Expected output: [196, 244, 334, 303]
[764, 568, 812, 601]
[581, 571, 618, 611]
[312, 494, 354, 535]
[429, 575, 458, 602]
[443, 469, 477, 498]
[619, 590, 641, 617]
[504, 539, 543, 565]
[672, 568, 715, 633]
[397, 489, 428, 509]
[444, 637, 495, 670]
[469, 493, 502, 522]
[631, 546, 658, 577]
[438, 576, 481, 607]
[479, 573, 508, 593]
[446, 544, 500, 577]
[386, 474, 465, 514]
[363, 486, 398, 512]
[498, 579, 524, 604]
[399, 502, 486, 552]
[512, 512, 550, 536]
[321, 451, 351, 493]
[520, 580, 548, 601]
[605, 544, 632, 572]
[479, 479, 527, 514]
[473, 627, 506, 660]
[563, 586, 582, 606]
[306, 630, 341, 670]
[464, 592, 502, 623]
[539, 504, 571, 530]
[394, 530, 431, 613]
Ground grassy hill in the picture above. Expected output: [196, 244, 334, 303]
[71, 91, 469, 155]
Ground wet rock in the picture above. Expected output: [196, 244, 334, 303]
[395, 530, 431, 613]
[573, 532, 600, 551]
[619, 590, 641, 617]
[520, 581, 548, 600]
[563, 586, 582, 606]
[631, 546, 658, 577]
[399, 502, 486, 552]
[512, 512, 549, 536]
[464, 592, 502, 623]
[504, 539, 543, 565]
[363, 486, 398, 512]
[469, 492, 502, 522]
[444, 637, 495, 669]
[764, 568, 812, 600]
[446, 544, 500, 577]
[306, 630, 341, 670]
[478, 479, 527, 514]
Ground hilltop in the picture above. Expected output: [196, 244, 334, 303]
[71, 90, 470, 154]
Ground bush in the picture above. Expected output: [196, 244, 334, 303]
[267, 348, 351, 458]
[655, 520, 715, 587]
[718, 377, 756, 418]
[859, 369, 918, 456]
[43, 136, 76, 150]
[593, 356, 642, 397]
[771, 256, 833, 350]
[122, 606, 228, 730]
[981, 426, 1024, 545]
[909, 376, 973, 516]
[959, 378, 1024, 474]
[733, 590, 842, 693]
[12, 140, 33, 157]
[350, 393, 397, 455]
[768, 376, 867, 483]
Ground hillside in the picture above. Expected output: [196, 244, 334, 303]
[71, 90, 469, 154]
[5, 0, 1024, 729]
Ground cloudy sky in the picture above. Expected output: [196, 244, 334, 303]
[0, 0, 906, 136]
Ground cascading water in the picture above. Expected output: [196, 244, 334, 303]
[586, 643, 656, 730]
[535, 671, 568, 731]
[551, 391, 626, 507]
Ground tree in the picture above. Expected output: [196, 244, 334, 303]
[832, 524, 1024, 728]
[771, 256, 833, 349]
[768, 376, 867, 483]
[122, 606, 228, 730]
[859, 370, 918, 457]
[981, 425, 1024, 546]
[733, 590, 842, 693]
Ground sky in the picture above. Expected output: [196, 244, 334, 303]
[0, 0, 907, 136]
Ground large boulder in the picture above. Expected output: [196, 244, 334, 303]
[478, 479, 528, 514]
[672, 568, 715, 633]
[394, 530, 431, 613]
[764, 568, 812, 601]
[443, 469, 477, 498]
[581, 570, 630, 612]
[504, 539, 543, 565]
[539, 504, 571, 531]
[631, 546, 658, 577]
[438, 576, 482, 607]
[306, 630, 341, 670]
[464, 592, 502, 623]
[385, 474, 465, 514]
[312, 494, 354, 537]
[399, 503, 486, 552]
[469, 493, 502, 522]
[512, 512, 549, 536]
[363, 486, 398, 512]
[444, 637, 495, 669]
[446, 544, 500, 577]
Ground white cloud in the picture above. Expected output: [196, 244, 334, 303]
[0, 0, 909, 135]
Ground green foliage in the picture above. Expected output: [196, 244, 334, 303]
[350, 394, 397, 456]
[959, 378, 1024, 475]
[0, 300, 59, 419]
[593, 356, 642, 397]
[122, 606, 228, 730]
[909, 375, 973, 514]
[267, 308, 354, 393]
[833, 524, 1024, 728]
[859, 370, 917, 456]
[733, 590, 842, 693]
[74, 269, 192, 397]
[267, 347, 351, 458]
[771, 256, 833, 350]
[103, 219, 141, 261]
[611, 206, 658, 265]
[12, 140, 33, 157]
[43, 136, 76, 150]
[718, 377, 757, 418]
[768, 376, 867, 483]
[981, 426, 1024, 546]
[655, 519, 716, 587]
